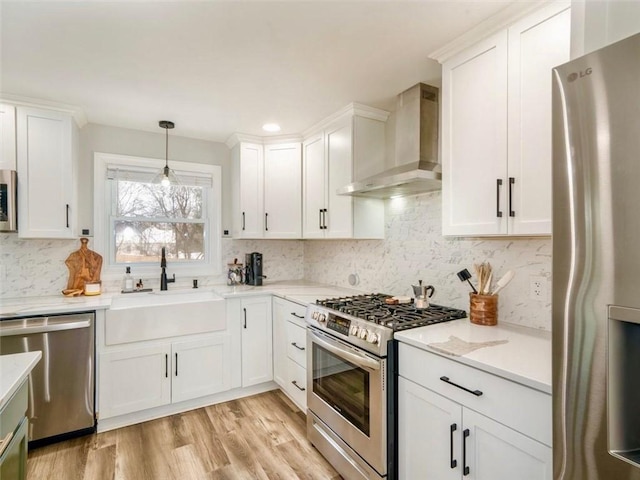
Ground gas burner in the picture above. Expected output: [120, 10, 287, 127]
[316, 293, 466, 331]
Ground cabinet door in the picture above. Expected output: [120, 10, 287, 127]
[507, 4, 571, 235]
[237, 143, 263, 238]
[0, 104, 16, 171]
[442, 31, 508, 236]
[0, 417, 27, 480]
[325, 117, 354, 238]
[272, 297, 288, 387]
[16, 107, 75, 238]
[241, 296, 273, 387]
[99, 344, 171, 418]
[302, 133, 326, 239]
[464, 409, 552, 480]
[398, 377, 461, 480]
[171, 334, 232, 403]
[264, 143, 302, 238]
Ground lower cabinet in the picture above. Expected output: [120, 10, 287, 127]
[398, 377, 552, 480]
[398, 344, 552, 480]
[273, 297, 308, 410]
[0, 380, 28, 480]
[99, 333, 232, 418]
[240, 296, 273, 387]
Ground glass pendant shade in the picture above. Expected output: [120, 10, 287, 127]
[153, 120, 180, 186]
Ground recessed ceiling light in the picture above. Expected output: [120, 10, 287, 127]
[262, 123, 281, 133]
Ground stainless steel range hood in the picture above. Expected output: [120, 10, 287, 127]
[337, 83, 440, 199]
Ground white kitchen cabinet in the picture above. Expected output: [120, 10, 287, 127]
[302, 106, 387, 239]
[171, 335, 232, 403]
[16, 106, 77, 238]
[398, 343, 552, 479]
[99, 344, 172, 418]
[442, 3, 570, 236]
[232, 142, 263, 238]
[272, 297, 308, 410]
[0, 103, 16, 170]
[398, 377, 462, 480]
[230, 139, 302, 239]
[240, 296, 273, 387]
[99, 333, 232, 418]
[263, 142, 302, 238]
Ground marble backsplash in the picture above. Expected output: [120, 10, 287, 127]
[0, 236, 304, 298]
[304, 192, 552, 331]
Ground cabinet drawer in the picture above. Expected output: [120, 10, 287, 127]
[399, 343, 551, 446]
[283, 301, 307, 328]
[286, 321, 307, 367]
[0, 380, 27, 440]
[286, 359, 307, 410]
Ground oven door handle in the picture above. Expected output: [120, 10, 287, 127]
[309, 330, 380, 371]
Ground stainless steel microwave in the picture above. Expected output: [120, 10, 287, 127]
[0, 170, 17, 232]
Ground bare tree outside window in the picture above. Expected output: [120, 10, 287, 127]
[113, 180, 206, 264]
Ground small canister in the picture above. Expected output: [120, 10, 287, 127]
[227, 260, 244, 285]
[469, 293, 498, 326]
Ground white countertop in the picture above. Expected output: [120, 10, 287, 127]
[0, 351, 42, 410]
[0, 280, 359, 318]
[394, 319, 551, 394]
[0, 283, 551, 395]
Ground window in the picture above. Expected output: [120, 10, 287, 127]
[94, 153, 221, 277]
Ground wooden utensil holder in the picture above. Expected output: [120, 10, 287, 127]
[469, 293, 498, 326]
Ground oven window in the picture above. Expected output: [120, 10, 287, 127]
[312, 343, 370, 436]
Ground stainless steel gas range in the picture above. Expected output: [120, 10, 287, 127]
[306, 294, 466, 480]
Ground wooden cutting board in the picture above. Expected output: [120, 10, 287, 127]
[64, 238, 103, 292]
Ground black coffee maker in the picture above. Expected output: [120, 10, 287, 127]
[245, 252, 265, 286]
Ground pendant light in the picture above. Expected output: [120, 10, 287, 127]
[154, 120, 179, 187]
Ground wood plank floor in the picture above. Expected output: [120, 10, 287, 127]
[27, 390, 342, 480]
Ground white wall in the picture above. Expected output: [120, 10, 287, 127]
[304, 192, 552, 331]
[78, 123, 232, 234]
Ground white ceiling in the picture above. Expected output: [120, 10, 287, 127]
[1, 1, 532, 143]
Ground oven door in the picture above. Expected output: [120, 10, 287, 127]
[307, 326, 386, 475]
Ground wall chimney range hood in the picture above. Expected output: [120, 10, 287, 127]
[337, 83, 441, 199]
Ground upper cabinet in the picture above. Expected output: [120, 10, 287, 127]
[263, 143, 302, 238]
[302, 105, 388, 239]
[0, 104, 17, 171]
[230, 139, 302, 239]
[16, 106, 78, 238]
[441, 2, 571, 236]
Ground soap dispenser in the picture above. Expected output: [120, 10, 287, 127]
[122, 266, 134, 292]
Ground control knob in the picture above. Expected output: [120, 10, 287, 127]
[318, 313, 327, 324]
[349, 325, 360, 336]
[366, 331, 379, 345]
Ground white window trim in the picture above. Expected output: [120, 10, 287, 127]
[94, 152, 222, 280]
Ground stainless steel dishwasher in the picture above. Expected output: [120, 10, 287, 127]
[0, 312, 96, 446]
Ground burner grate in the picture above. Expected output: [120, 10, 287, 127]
[316, 294, 466, 331]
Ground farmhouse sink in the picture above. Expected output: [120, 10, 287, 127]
[106, 288, 226, 345]
[109, 288, 223, 310]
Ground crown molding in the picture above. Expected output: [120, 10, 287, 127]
[225, 132, 303, 149]
[428, 0, 556, 63]
[301, 102, 389, 139]
[0, 93, 88, 128]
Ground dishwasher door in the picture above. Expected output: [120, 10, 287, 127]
[0, 312, 96, 445]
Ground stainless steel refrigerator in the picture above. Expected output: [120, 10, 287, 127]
[552, 32, 640, 479]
